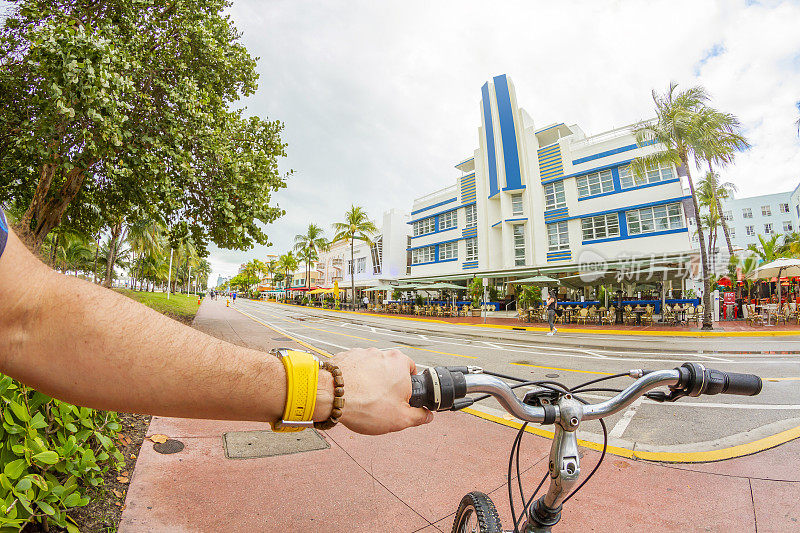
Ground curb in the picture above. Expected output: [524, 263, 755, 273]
[266, 301, 800, 339]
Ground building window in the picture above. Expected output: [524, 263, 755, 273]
[547, 221, 569, 252]
[728, 227, 736, 238]
[581, 213, 620, 241]
[513, 224, 526, 265]
[465, 204, 477, 228]
[439, 210, 457, 231]
[543, 181, 566, 210]
[412, 217, 435, 236]
[784, 221, 793, 232]
[411, 246, 435, 265]
[618, 162, 675, 189]
[745, 225, 754, 236]
[370, 237, 383, 274]
[626, 203, 685, 235]
[723, 210, 733, 221]
[577, 169, 614, 198]
[465, 237, 477, 262]
[356, 257, 366, 273]
[439, 241, 457, 261]
[347, 260, 353, 275]
[764, 223, 773, 234]
[780, 203, 790, 213]
[742, 208, 752, 219]
[511, 193, 524, 216]
[761, 205, 772, 217]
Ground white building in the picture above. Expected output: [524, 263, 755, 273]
[316, 208, 410, 298]
[407, 74, 693, 285]
[687, 189, 796, 262]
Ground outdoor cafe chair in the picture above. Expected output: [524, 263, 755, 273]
[746, 304, 763, 326]
[641, 308, 654, 326]
[696, 305, 705, 325]
[517, 308, 527, 322]
[662, 307, 677, 326]
[601, 307, 615, 325]
[575, 308, 590, 325]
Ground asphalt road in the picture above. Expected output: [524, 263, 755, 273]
[233, 300, 800, 455]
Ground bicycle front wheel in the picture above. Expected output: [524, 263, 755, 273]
[451, 491, 502, 533]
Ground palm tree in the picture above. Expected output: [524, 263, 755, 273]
[631, 83, 724, 329]
[264, 259, 279, 289]
[127, 217, 166, 291]
[694, 108, 749, 257]
[294, 224, 329, 290]
[748, 234, 783, 263]
[331, 206, 377, 308]
[277, 252, 299, 293]
[696, 172, 737, 270]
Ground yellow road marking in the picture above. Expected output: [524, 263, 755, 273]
[765, 377, 800, 382]
[407, 347, 478, 360]
[232, 308, 331, 358]
[510, 362, 615, 375]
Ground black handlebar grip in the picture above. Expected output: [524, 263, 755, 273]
[706, 369, 762, 396]
[409, 374, 429, 408]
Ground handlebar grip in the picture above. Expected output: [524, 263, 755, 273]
[410, 374, 428, 408]
[408, 367, 468, 411]
[706, 369, 762, 396]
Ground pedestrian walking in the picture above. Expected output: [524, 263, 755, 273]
[362, 295, 369, 310]
[546, 293, 558, 336]
[232, 291, 237, 304]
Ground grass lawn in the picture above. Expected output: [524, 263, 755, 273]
[114, 289, 200, 324]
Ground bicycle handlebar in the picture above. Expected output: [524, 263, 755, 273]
[409, 363, 762, 424]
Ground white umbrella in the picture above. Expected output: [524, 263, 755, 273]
[752, 257, 800, 306]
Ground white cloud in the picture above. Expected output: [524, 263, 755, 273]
[209, 0, 800, 283]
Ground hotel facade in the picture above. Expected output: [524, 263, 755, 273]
[406, 74, 693, 284]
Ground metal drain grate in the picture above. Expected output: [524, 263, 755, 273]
[223, 430, 329, 459]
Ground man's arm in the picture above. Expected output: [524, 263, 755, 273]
[0, 227, 431, 434]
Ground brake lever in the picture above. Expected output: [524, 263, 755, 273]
[645, 389, 687, 403]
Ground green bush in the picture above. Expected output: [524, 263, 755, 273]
[0, 375, 124, 531]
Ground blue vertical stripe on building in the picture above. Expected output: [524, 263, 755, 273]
[617, 211, 628, 238]
[493, 75, 523, 191]
[481, 82, 499, 197]
[611, 167, 621, 192]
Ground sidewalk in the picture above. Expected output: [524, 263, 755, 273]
[273, 302, 800, 338]
[119, 300, 800, 532]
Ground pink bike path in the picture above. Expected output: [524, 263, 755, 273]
[119, 299, 800, 532]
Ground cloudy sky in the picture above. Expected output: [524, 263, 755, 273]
[208, 0, 800, 285]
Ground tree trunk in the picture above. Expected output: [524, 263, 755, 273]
[103, 222, 123, 288]
[350, 237, 355, 310]
[708, 164, 734, 257]
[19, 163, 57, 242]
[25, 166, 88, 250]
[684, 157, 714, 329]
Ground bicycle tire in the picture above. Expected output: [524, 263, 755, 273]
[451, 491, 503, 533]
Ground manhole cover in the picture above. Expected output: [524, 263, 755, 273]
[153, 439, 185, 454]
[272, 337, 291, 341]
[546, 373, 560, 378]
[223, 430, 329, 459]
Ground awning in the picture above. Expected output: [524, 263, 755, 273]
[419, 282, 467, 290]
[507, 275, 560, 286]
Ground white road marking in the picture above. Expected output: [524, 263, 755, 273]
[608, 397, 643, 438]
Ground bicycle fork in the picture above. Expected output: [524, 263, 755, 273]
[521, 395, 583, 533]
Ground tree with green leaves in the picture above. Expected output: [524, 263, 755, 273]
[696, 172, 737, 271]
[1, 0, 289, 254]
[332, 206, 377, 308]
[276, 252, 298, 292]
[294, 223, 329, 290]
[748, 234, 783, 263]
[631, 83, 738, 329]
[694, 109, 749, 256]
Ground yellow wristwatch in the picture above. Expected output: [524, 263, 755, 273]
[270, 348, 319, 432]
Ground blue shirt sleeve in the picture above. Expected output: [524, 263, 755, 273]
[0, 210, 8, 261]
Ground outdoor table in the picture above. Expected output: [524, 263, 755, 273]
[672, 306, 687, 324]
[562, 306, 577, 323]
[632, 307, 647, 325]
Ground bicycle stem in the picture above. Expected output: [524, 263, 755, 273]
[521, 395, 583, 533]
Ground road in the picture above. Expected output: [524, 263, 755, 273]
[232, 300, 800, 457]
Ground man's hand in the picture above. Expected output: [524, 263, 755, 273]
[316, 348, 433, 435]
